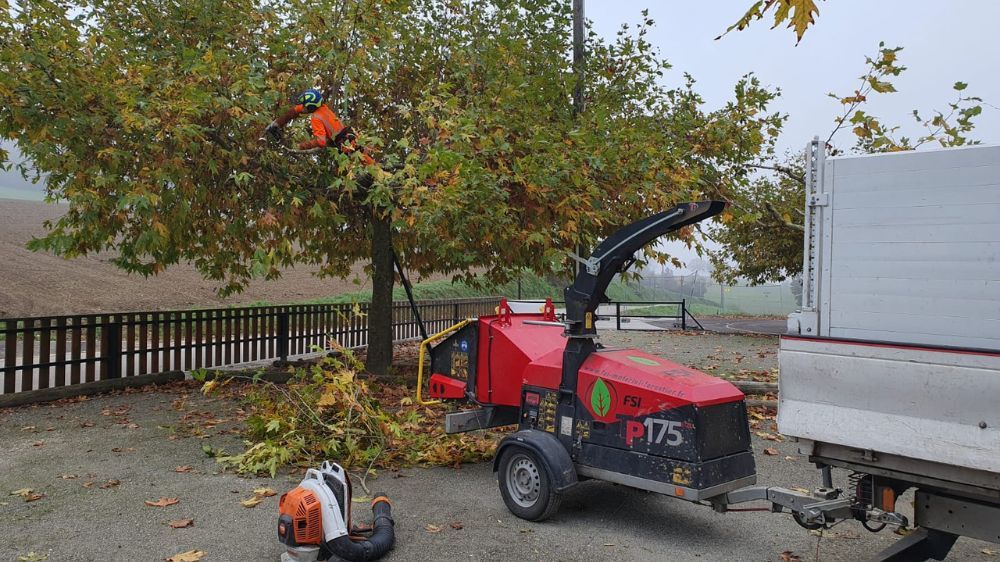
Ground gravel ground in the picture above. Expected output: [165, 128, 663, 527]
[0, 331, 994, 562]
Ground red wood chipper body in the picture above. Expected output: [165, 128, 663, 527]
[423, 202, 757, 521]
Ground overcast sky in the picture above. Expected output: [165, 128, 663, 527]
[586, 0, 1000, 274]
[588, 0, 1000, 154]
[3, 0, 998, 200]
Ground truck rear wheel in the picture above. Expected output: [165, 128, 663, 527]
[498, 446, 561, 521]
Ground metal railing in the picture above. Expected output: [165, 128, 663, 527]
[509, 299, 701, 331]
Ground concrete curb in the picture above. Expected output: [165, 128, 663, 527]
[0, 370, 186, 409]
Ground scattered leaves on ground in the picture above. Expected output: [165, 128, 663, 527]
[10, 488, 44, 502]
[99, 479, 121, 489]
[166, 550, 205, 562]
[450, 521, 463, 530]
[168, 519, 194, 529]
[763, 447, 779, 456]
[60, 474, 78, 480]
[145, 497, 180, 508]
[779, 551, 802, 562]
[174, 466, 194, 473]
[425, 524, 442, 533]
[983, 548, 998, 556]
[17, 553, 48, 562]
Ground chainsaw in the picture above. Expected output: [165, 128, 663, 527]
[277, 461, 395, 562]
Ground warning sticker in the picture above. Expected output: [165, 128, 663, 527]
[560, 415, 573, 436]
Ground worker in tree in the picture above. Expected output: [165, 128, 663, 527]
[264, 88, 375, 165]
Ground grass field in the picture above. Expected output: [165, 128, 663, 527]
[263, 273, 681, 306]
[630, 283, 798, 317]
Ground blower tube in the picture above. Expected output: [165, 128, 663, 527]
[324, 495, 395, 562]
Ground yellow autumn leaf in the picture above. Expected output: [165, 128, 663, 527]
[201, 379, 218, 395]
[241, 496, 264, 508]
[166, 550, 206, 562]
[252, 487, 277, 498]
[316, 392, 338, 408]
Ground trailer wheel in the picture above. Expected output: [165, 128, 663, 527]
[498, 446, 561, 521]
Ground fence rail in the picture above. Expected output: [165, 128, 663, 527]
[0, 298, 500, 396]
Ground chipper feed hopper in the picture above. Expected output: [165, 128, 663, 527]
[420, 201, 760, 519]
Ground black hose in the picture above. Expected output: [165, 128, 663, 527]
[324, 495, 395, 562]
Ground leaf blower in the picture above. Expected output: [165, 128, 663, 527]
[277, 461, 395, 562]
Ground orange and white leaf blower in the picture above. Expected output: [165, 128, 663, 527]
[278, 461, 395, 562]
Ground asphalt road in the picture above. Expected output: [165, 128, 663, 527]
[1, 382, 995, 562]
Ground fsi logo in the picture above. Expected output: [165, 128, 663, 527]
[625, 418, 687, 447]
[459, 340, 469, 352]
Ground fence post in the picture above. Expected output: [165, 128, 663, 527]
[277, 310, 290, 362]
[102, 315, 122, 380]
[615, 302, 621, 331]
[681, 299, 687, 331]
[453, 302, 460, 324]
[3, 321, 16, 394]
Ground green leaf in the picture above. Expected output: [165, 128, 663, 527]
[590, 378, 611, 417]
[954, 81, 968, 91]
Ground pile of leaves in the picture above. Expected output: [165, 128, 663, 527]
[201, 350, 498, 477]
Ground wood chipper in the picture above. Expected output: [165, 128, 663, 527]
[416, 201, 758, 519]
[413, 201, 912, 543]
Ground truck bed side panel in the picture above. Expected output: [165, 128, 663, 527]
[818, 145, 1000, 348]
[778, 336, 1000, 474]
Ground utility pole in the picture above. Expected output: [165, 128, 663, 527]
[572, 0, 587, 275]
[572, 0, 585, 118]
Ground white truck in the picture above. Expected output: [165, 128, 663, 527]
[781, 139, 1000, 560]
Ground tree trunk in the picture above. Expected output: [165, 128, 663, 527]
[366, 212, 395, 377]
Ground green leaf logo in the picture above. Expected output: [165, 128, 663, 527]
[591, 378, 611, 417]
[627, 355, 660, 367]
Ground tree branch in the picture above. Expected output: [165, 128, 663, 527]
[764, 201, 804, 231]
[745, 163, 805, 185]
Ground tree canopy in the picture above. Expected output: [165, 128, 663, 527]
[2, 0, 782, 370]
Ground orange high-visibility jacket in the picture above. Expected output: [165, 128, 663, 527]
[276, 103, 374, 164]
[293, 104, 345, 149]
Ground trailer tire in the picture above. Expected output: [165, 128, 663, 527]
[498, 445, 561, 521]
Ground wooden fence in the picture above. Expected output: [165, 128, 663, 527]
[0, 298, 500, 395]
